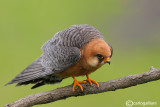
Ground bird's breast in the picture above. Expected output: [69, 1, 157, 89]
[57, 56, 97, 78]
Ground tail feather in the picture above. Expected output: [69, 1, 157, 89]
[5, 56, 64, 89]
[5, 57, 45, 85]
[6, 72, 42, 85]
[31, 81, 45, 89]
[12, 69, 44, 79]
[15, 75, 63, 89]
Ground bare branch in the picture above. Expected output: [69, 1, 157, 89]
[5, 66, 160, 107]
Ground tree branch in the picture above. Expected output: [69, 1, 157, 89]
[6, 66, 160, 107]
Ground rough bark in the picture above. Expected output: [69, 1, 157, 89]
[5, 66, 160, 107]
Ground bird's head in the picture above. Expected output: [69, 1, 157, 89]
[83, 38, 113, 68]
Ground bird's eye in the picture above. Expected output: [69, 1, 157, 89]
[96, 54, 104, 61]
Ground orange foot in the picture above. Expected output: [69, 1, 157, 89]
[72, 77, 86, 92]
[84, 74, 99, 87]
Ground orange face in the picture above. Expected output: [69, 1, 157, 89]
[83, 38, 112, 67]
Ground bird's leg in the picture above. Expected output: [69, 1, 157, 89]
[72, 77, 86, 92]
[84, 74, 99, 87]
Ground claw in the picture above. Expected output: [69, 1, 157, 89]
[85, 74, 99, 87]
[72, 75, 99, 92]
[72, 77, 85, 92]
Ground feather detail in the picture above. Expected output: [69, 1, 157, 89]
[5, 57, 45, 85]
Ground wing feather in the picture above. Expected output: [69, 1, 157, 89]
[5, 57, 46, 85]
[41, 45, 81, 73]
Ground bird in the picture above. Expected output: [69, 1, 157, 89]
[6, 24, 113, 92]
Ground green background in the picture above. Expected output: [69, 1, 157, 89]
[0, 0, 160, 107]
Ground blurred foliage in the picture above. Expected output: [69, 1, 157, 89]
[0, 0, 160, 107]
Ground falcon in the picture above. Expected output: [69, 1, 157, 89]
[6, 25, 113, 92]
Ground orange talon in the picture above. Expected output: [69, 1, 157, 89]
[85, 74, 99, 87]
[72, 77, 85, 92]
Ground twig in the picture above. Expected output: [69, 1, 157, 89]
[5, 66, 160, 107]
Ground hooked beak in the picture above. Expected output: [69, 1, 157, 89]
[103, 57, 111, 65]
[107, 60, 110, 65]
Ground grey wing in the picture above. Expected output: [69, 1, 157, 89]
[6, 46, 80, 86]
[5, 56, 49, 85]
[41, 45, 81, 73]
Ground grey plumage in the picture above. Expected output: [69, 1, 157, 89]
[6, 24, 104, 88]
[42, 46, 81, 72]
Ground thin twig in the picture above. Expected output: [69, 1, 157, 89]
[5, 66, 160, 107]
